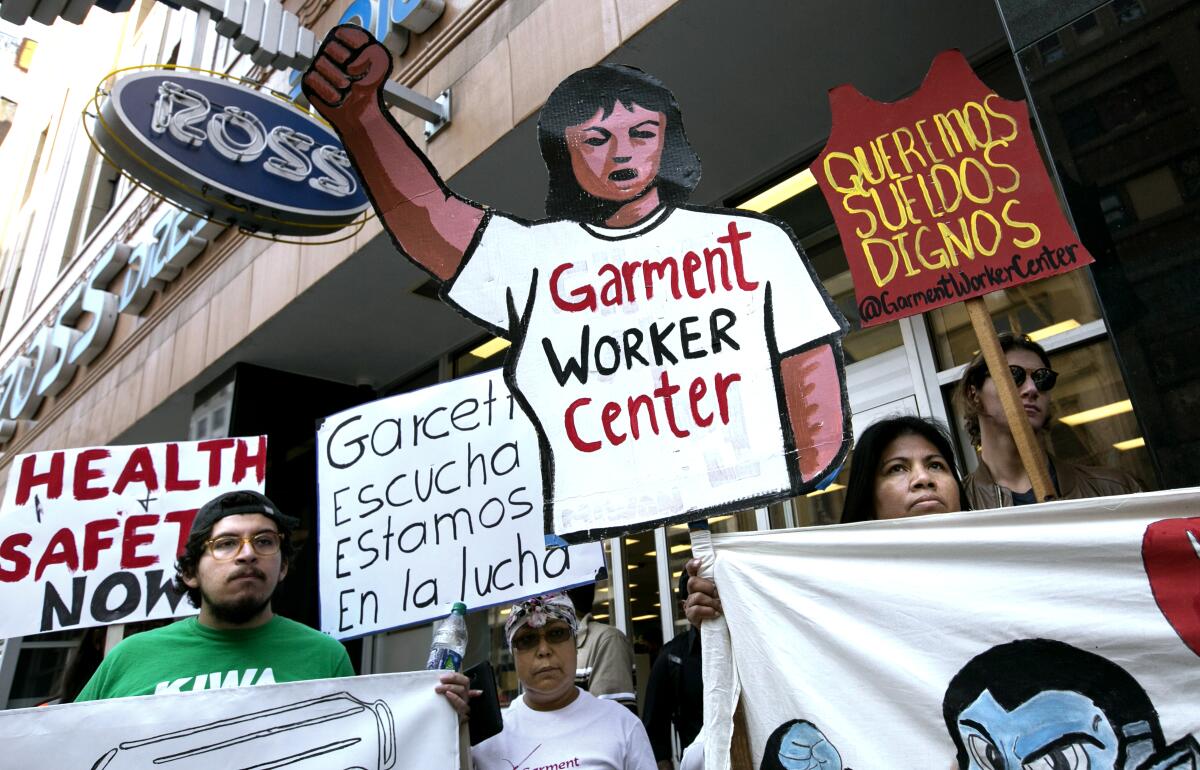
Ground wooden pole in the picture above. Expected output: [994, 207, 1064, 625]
[103, 623, 125, 655]
[730, 699, 754, 770]
[964, 297, 1055, 502]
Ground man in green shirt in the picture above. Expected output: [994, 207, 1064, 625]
[76, 491, 354, 700]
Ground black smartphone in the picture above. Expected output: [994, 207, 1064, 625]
[465, 660, 504, 746]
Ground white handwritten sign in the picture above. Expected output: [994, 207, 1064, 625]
[317, 370, 604, 638]
[0, 671, 457, 769]
[0, 437, 267, 638]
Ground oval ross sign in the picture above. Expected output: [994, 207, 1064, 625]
[96, 70, 370, 236]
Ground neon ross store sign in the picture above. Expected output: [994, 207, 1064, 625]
[97, 71, 369, 236]
[0, 207, 221, 444]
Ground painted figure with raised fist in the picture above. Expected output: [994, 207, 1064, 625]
[304, 25, 851, 542]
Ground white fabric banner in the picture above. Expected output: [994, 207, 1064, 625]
[700, 488, 1200, 770]
[317, 370, 605, 639]
[0, 436, 267, 638]
[0, 671, 458, 768]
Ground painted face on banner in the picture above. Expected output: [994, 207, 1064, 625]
[772, 721, 843, 770]
[977, 348, 1052, 434]
[185, 513, 287, 624]
[564, 103, 666, 203]
[872, 434, 961, 519]
[955, 689, 1119, 770]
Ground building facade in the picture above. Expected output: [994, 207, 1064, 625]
[0, 0, 1195, 722]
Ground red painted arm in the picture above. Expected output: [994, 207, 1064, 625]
[779, 343, 846, 484]
[303, 25, 484, 281]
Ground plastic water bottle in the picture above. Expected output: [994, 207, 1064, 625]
[425, 602, 468, 671]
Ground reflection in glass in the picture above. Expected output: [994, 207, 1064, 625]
[454, 336, 510, 377]
[9, 637, 78, 708]
[485, 604, 518, 707]
[664, 525, 694, 640]
[1042, 341, 1154, 487]
[788, 468, 850, 527]
[739, 176, 903, 364]
[928, 271, 1101, 369]
[623, 528, 662, 671]
[1012, 0, 1199, 489]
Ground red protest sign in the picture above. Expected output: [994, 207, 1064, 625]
[813, 50, 1094, 327]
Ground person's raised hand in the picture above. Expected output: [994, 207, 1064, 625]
[683, 557, 721, 628]
[434, 671, 481, 724]
[302, 25, 392, 130]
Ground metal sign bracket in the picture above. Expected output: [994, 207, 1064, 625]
[423, 88, 451, 141]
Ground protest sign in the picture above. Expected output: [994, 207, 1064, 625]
[813, 49, 1094, 327]
[317, 370, 604, 639]
[304, 26, 851, 543]
[0, 436, 266, 638]
[0, 670, 458, 769]
[697, 488, 1200, 770]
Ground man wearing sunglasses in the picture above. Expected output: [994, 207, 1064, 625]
[955, 333, 1141, 509]
[76, 490, 354, 701]
[471, 592, 656, 769]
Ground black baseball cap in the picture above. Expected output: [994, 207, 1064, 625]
[192, 490, 299, 536]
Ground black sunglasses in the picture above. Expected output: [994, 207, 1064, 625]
[1008, 364, 1058, 392]
[511, 625, 574, 651]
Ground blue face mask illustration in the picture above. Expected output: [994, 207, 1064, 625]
[759, 720, 844, 770]
[943, 639, 1200, 770]
[955, 689, 1119, 770]
[760, 640, 1199, 770]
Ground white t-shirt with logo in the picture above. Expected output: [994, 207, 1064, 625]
[471, 688, 656, 770]
[446, 206, 841, 538]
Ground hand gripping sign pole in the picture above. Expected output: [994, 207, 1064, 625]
[964, 299, 1056, 502]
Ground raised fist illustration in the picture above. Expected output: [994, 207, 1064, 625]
[302, 25, 392, 131]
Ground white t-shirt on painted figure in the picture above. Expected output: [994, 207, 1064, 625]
[471, 687, 656, 770]
[446, 206, 841, 537]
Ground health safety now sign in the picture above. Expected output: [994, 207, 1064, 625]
[813, 49, 1094, 326]
[0, 437, 266, 637]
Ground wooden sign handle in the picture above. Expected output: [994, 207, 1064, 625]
[731, 699, 754, 770]
[964, 298, 1055, 502]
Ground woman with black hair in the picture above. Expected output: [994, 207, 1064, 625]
[839, 415, 967, 524]
[305, 26, 849, 539]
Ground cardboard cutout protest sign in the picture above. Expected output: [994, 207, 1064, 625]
[696, 489, 1200, 770]
[0, 436, 266, 638]
[303, 26, 850, 543]
[813, 50, 1095, 327]
[0, 671, 458, 769]
[317, 370, 604, 638]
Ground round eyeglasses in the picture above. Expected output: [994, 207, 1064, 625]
[1008, 364, 1058, 393]
[203, 532, 282, 561]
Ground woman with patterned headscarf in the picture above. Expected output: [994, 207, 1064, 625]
[471, 592, 656, 769]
